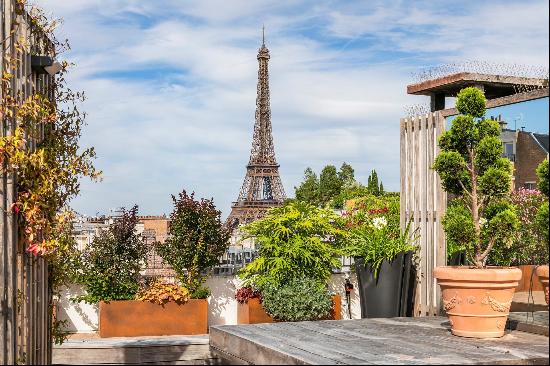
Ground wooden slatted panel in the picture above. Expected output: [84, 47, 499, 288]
[400, 112, 447, 317]
[1, 1, 53, 364]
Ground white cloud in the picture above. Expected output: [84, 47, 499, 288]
[35, 0, 549, 218]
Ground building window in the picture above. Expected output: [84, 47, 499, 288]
[524, 182, 536, 190]
[502, 142, 515, 161]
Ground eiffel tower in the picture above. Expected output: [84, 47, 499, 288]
[227, 29, 286, 228]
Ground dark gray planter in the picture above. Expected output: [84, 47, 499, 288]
[355, 252, 415, 318]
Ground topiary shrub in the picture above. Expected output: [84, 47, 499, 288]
[433, 87, 519, 268]
[260, 276, 332, 322]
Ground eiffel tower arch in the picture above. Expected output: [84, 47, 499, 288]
[227, 33, 286, 228]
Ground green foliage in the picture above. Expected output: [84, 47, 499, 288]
[157, 190, 230, 293]
[536, 201, 549, 246]
[319, 165, 342, 205]
[338, 162, 356, 188]
[294, 163, 387, 209]
[537, 159, 549, 196]
[77, 206, 147, 303]
[260, 275, 333, 322]
[367, 169, 384, 196]
[443, 201, 475, 259]
[455, 87, 486, 118]
[434, 87, 518, 268]
[294, 167, 320, 205]
[343, 194, 417, 278]
[433, 151, 471, 195]
[238, 201, 346, 288]
[488, 189, 548, 266]
[190, 286, 211, 299]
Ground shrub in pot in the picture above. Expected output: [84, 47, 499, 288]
[77, 205, 147, 303]
[433, 87, 521, 338]
[157, 189, 231, 298]
[534, 159, 549, 304]
[237, 201, 345, 321]
[343, 194, 418, 318]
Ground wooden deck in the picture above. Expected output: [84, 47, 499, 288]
[210, 316, 549, 365]
[53, 334, 219, 365]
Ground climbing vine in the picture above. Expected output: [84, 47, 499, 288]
[1, 2, 100, 346]
[1, 1, 100, 258]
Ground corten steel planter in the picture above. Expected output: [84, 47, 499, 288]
[237, 295, 341, 324]
[434, 266, 521, 338]
[535, 265, 549, 305]
[99, 299, 207, 337]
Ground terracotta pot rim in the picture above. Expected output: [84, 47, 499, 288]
[434, 266, 521, 281]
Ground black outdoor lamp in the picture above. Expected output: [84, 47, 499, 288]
[31, 55, 62, 75]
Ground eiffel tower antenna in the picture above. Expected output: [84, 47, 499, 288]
[227, 34, 286, 228]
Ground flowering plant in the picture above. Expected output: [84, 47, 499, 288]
[487, 188, 547, 265]
[343, 194, 417, 278]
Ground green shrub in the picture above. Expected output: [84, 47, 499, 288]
[536, 159, 549, 196]
[77, 206, 147, 303]
[238, 201, 346, 288]
[157, 190, 230, 294]
[487, 189, 548, 265]
[260, 276, 332, 322]
[433, 87, 518, 268]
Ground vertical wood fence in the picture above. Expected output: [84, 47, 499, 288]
[400, 112, 447, 317]
[1, 1, 53, 364]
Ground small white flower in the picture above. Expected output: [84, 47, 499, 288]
[479, 217, 487, 227]
[372, 217, 387, 230]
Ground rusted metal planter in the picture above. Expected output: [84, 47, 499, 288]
[237, 295, 341, 324]
[99, 299, 208, 337]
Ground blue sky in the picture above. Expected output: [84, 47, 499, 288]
[37, 0, 549, 218]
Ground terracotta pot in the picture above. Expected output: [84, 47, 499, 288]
[99, 299, 207, 337]
[515, 265, 544, 292]
[434, 266, 521, 338]
[535, 265, 549, 305]
[237, 295, 341, 324]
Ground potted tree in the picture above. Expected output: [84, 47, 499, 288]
[343, 194, 418, 318]
[236, 201, 344, 323]
[534, 159, 549, 304]
[433, 87, 521, 338]
[77, 206, 151, 337]
[156, 190, 231, 331]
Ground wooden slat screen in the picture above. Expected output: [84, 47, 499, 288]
[400, 112, 447, 316]
[1, 1, 53, 364]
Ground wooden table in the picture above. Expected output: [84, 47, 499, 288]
[210, 317, 549, 364]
